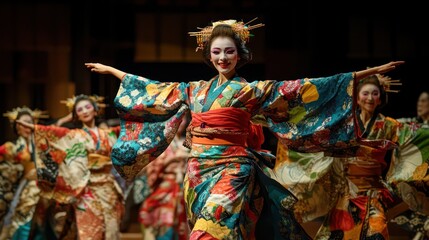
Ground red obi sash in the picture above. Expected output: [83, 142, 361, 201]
[190, 107, 264, 148]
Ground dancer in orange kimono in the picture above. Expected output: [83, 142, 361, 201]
[18, 95, 124, 240]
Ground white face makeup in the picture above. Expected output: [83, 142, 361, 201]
[210, 37, 239, 79]
[358, 83, 382, 115]
[417, 92, 429, 118]
[16, 114, 33, 139]
[75, 99, 97, 126]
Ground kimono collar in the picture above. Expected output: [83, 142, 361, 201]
[202, 74, 241, 112]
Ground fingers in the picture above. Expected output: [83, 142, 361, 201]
[85, 63, 95, 69]
[84, 63, 99, 69]
[84, 63, 106, 73]
[393, 60, 405, 65]
[84, 63, 99, 73]
[378, 61, 404, 74]
[389, 60, 405, 67]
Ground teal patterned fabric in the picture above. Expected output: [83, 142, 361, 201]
[111, 72, 355, 239]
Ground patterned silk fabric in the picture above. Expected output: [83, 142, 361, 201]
[272, 114, 429, 239]
[0, 141, 24, 227]
[33, 125, 124, 240]
[0, 136, 40, 240]
[136, 135, 189, 239]
[112, 72, 355, 239]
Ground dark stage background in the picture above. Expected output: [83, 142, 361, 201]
[1, 0, 427, 150]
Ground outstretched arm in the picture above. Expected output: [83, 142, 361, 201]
[55, 112, 72, 127]
[354, 61, 404, 81]
[16, 119, 70, 139]
[16, 119, 35, 130]
[85, 63, 127, 80]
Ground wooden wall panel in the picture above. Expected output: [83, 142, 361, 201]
[0, 51, 13, 83]
[15, 6, 35, 51]
[46, 50, 72, 117]
[0, 4, 14, 50]
[135, 14, 157, 61]
[136, 13, 266, 63]
[159, 14, 183, 61]
[184, 14, 208, 62]
[51, 5, 71, 48]
[35, 5, 56, 48]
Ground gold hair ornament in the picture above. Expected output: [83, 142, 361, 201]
[60, 94, 108, 112]
[375, 73, 402, 93]
[188, 17, 264, 52]
[3, 106, 49, 123]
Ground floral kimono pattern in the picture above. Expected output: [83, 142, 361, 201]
[272, 114, 429, 239]
[135, 135, 189, 240]
[390, 209, 429, 239]
[0, 142, 24, 228]
[33, 125, 124, 240]
[110, 72, 356, 239]
[387, 124, 429, 215]
[0, 136, 41, 240]
[388, 124, 429, 238]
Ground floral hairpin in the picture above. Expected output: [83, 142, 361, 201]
[188, 17, 265, 52]
[61, 94, 108, 112]
[3, 106, 49, 123]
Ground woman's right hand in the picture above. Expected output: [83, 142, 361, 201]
[85, 63, 127, 80]
[355, 61, 405, 81]
[85, 63, 112, 74]
[55, 112, 72, 126]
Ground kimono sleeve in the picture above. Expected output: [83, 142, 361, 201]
[113, 73, 190, 180]
[34, 125, 70, 151]
[261, 72, 356, 152]
[0, 142, 17, 161]
[35, 126, 91, 204]
[110, 125, 121, 137]
[0, 143, 24, 220]
[267, 142, 337, 222]
[387, 124, 429, 215]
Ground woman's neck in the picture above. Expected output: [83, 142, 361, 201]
[218, 71, 235, 85]
[359, 110, 374, 127]
[20, 135, 30, 144]
[421, 114, 429, 123]
[83, 121, 96, 129]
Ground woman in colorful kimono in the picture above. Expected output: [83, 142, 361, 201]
[390, 90, 429, 239]
[272, 74, 429, 239]
[85, 19, 404, 239]
[0, 154, 23, 234]
[134, 113, 190, 239]
[398, 91, 429, 126]
[17, 95, 124, 240]
[0, 107, 49, 240]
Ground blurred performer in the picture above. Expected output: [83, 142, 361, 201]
[0, 106, 49, 240]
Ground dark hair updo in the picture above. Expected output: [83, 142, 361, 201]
[13, 109, 33, 135]
[202, 24, 252, 69]
[72, 94, 99, 122]
[357, 75, 388, 108]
